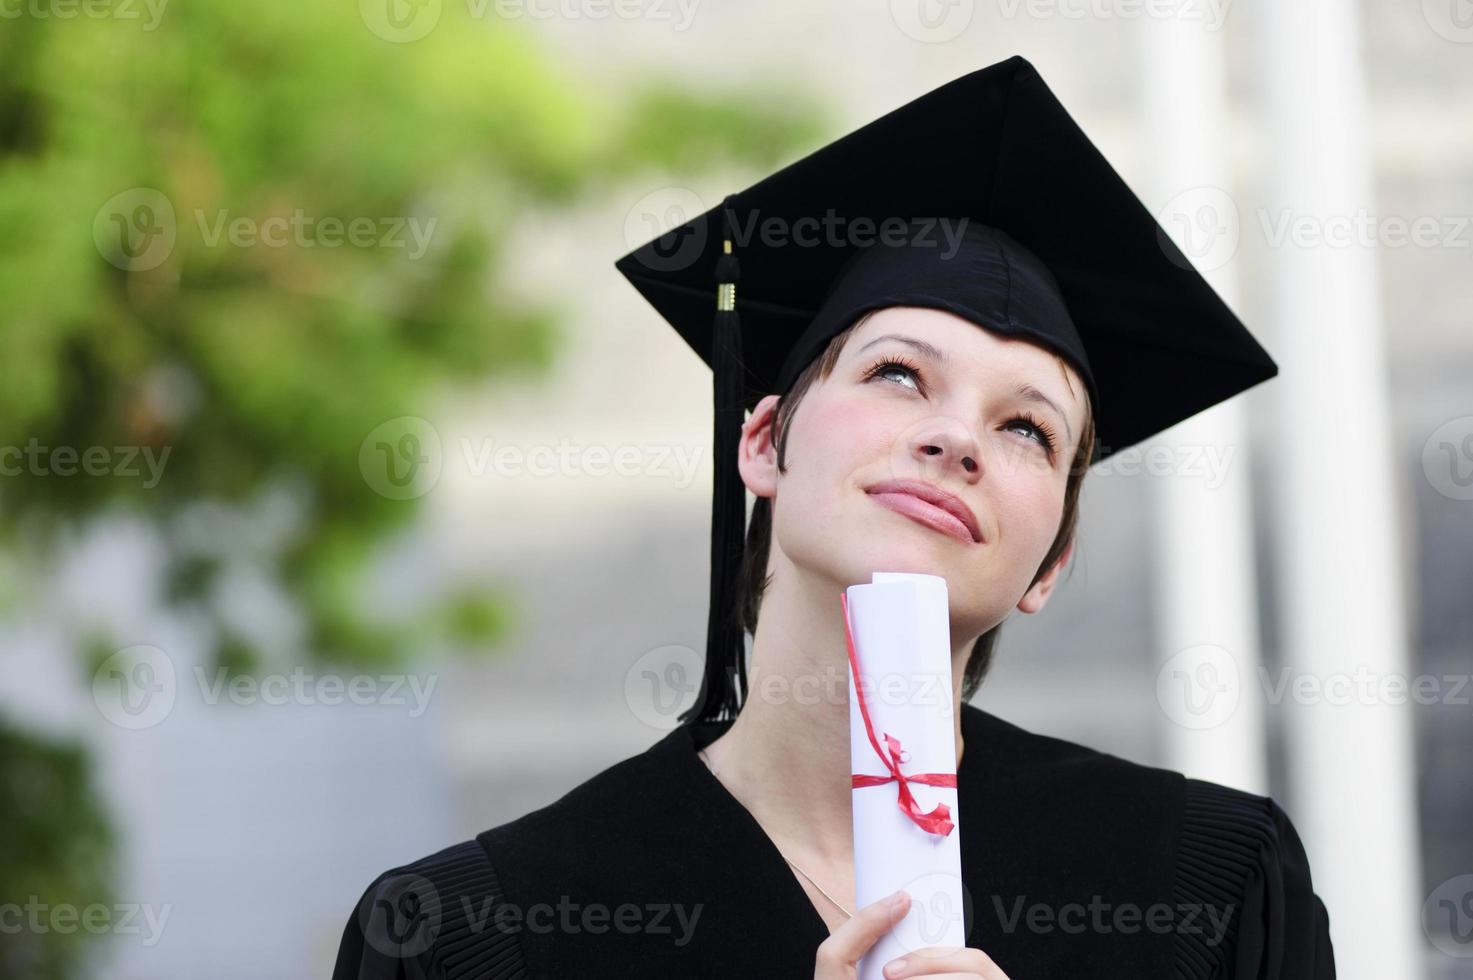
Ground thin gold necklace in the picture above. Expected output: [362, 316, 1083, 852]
[697, 747, 854, 919]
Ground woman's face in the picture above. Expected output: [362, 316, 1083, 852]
[739, 306, 1088, 639]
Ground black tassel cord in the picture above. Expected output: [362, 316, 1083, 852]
[686, 194, 750, 725]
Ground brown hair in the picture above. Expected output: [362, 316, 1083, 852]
[736, 311, 1098, 703]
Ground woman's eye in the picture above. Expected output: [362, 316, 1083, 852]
[877, 365, 919, 390]
[1005, 416, 1056, 455]
[865, 357, 923, 392]
[1006, 419, 1041, 443]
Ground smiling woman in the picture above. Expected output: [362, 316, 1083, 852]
[738, 305, 1099, 706]
[332, 56, 1334, 980]
[736, 306, 1095, 710]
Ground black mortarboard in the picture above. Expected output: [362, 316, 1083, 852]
[614, 55, 1278, 726]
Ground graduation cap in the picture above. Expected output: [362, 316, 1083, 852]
[614, 55, 1277, 726]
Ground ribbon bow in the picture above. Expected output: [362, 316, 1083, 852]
[842, 592, 958, 837]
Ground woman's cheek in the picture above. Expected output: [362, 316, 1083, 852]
[994, 476, 1061, 546]
[805, 395, 891, 449]
[796, 404, 897, 489]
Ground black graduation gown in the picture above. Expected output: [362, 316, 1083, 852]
[333, 702, 1335, 979]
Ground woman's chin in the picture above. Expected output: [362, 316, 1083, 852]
[842, 536, 960, 580]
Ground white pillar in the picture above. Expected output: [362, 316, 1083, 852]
[1260, 2, 1424, 976]
[1140, 17, 1268, 795]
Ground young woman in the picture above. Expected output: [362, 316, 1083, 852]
[333, 57, 1335, 979]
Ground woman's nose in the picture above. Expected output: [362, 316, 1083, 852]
[903, 416, 982, 482]
[921, 443, 977, 473]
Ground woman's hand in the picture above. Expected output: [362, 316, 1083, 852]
[813, 889, 1011, 979]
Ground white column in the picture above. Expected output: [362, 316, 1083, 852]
[1140, 17, 1268, 795]
[1260, 2, 1424, 976]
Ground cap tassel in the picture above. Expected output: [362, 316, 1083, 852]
[685, 195, 749, 725]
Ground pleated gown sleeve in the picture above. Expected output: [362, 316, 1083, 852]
[1174, 778, 1336, 979]
[331, 840, 527, 980]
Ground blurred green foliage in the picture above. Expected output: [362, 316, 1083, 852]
[0, 719, 114, 980]
[0, 0, 824, 671]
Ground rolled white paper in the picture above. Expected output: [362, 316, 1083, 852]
[846, 572, 966, 979]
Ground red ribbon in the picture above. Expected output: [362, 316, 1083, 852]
[842, 592, 957, 837]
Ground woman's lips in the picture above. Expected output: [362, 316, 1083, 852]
[868, 491, 978, 545]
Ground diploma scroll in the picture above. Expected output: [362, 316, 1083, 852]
[845, 572, 966, 979]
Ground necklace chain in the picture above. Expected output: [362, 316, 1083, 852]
[697, 747, 854, 919]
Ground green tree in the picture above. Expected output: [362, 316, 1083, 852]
[0, 722, 114, 980]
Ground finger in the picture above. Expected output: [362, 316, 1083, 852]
[815, 889, 911, 969]
[882, 944, 1010, 980]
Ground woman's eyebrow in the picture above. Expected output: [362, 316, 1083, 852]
[856, 333, 949, 365]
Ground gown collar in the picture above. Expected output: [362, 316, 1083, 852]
[672, 702, 986, 941]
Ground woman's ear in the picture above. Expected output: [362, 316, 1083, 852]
[1016, 534, 1076, 615]
[737, 394, 783, 499]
